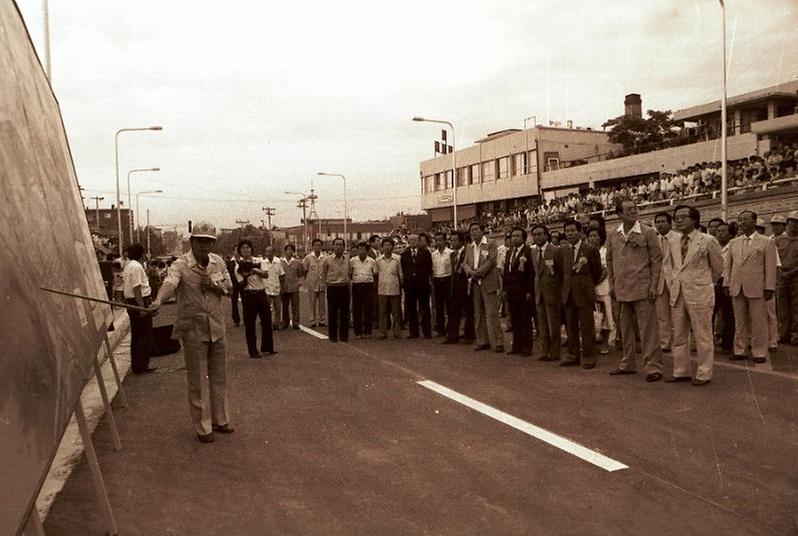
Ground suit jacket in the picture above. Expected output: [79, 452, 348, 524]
[532, 243, 563, 305]
[450, 247, 469, 296]
[502, 244, 535, 301]
[663, 230, 724, 307]
[656, 230, 679, 295]
[400, 247, 432, 288]
[464, 237, 500, 293]
[606, 221, 662, 302]
[724, 232, 777, 298]
[560, 241, 602, 306]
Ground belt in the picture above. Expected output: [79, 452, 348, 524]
[241, 288, 265, 293]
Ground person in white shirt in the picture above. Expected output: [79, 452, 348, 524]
[122, 244, 156, 373]
[234, 239, 275, 357]
[431, 231, 453, 336]
[262, 246, 286, 330]
[350, 241, 377, 338]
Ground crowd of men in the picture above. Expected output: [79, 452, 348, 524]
[110, 200, 798, 442]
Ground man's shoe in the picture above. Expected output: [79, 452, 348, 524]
[538, 356, 558, 362]
[197, 433, 215, 443]
[610, 368, 636, 375]
[582, 363, 596, 370]
[441, 339, 458, 345]
[474, 344, 490, 351]
[598, 345, 609, 355]
[768, 345, 778, 352]
[666, 376, 692, 383]
[133, 365, 158, 374]
[494, 346, 505, 353]
[377, 334, 388, 340]
[424, 334, 433, 339]
[661, 346, 671, 353]
[730, 354, 746, 361]
[212, 424, 235, 434]
[408, 334, 419, 339]
[645, 372, 663, 383]
[318, 322, 326, 327]
[248, 353, 262, 359]
[293, 325, 300, 330]
[752, 356, 766, 364]
[560, 359, 579, 367]
[718, 348, 732, 355]
[263, 350, 278, 356]
[692, 379, 711, 387]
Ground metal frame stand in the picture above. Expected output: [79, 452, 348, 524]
[103, 334, 128, 408]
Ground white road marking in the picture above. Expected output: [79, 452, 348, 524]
[418, 380, 629, 473]
[299, 324, 329, 340]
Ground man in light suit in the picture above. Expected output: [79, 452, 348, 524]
[464, 222, 504, 352]
[560, 219, 603, 368]
[606, 198, 664, 382]
[654, 212, 679, 352]
[724, 210, 777, 363]
[531, 224, 563, 362]
[664, 205, 724, 386]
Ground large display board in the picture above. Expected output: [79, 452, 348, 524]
[0, 3, 112, 534]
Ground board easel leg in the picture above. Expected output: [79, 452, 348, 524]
[22, 507, 46, 536]
[93, 357, 122, 451]
[103, 334, 128, 408]
[75, 399, 118, 536]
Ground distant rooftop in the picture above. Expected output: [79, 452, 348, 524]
[674, 80, 798, 122]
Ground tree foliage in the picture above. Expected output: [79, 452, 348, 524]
[602, 109, 680, 153]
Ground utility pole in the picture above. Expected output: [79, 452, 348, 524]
[89, 196, 104, 233]
[297, 197, 309, 251]
[308, 186, 319, 243]
[262, 207, 275, 246]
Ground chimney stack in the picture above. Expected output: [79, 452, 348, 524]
[624, 93, 642, 119]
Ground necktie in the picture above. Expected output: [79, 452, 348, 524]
[537, 248, 544, 274]
[743, 236, 752, 257]
[680, 234, 690, 262]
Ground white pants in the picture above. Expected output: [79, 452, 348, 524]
[672, 293, 714, 381]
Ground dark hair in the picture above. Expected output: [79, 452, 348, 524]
[449, 230, 465, 244]
[654, 212, 672, 224]
[587, 226, 607, 245]
[563, 219, 582, 232]
[530, 224, 551, 240]
[312, 238, 323, 246]
[708, 217, 725, 227]
[509, 227, 527, 242]
[128, 244, 145, 261]
[673, 204, 701, 229]
[157, 260, 166, 269]
[469, 222, 484, 231]
[333, 237, 345, 246]
[284, 243, 296, 252]
[434, 231, 446, 239]
[369, 234, 381, 244]
[588, 215, 606, 229]
[356, 241, 369, 249]
[236, 239, 254, 254]
[728, 221, 739, 236]
[381, 237, 395, 248]
[614, 196, 635, 215]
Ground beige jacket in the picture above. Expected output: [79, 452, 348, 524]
[663, 230, 724, 307]
[723, 232, 777, 298]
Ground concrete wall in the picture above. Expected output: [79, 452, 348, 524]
[540, 133, 759, 190]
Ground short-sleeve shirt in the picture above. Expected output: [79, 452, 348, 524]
[262, 257, 285, 296]
[302, 253, 326, 292]
[375, 254, 402, 296]
[235, 257, 267, 291]
[122, 260, 151, 298]
[350, 256, 376, 283]
[431, 247, 453, 278]
[322, 254, 350, 286]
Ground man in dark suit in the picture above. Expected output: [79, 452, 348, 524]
[443, 231, 474, 344]
[560, 219, 603, 368]
[531, 224, 563, 361]
[225, 250, 241, 327]
[400, 233, 433, 338]
[503, 227, 535, 356]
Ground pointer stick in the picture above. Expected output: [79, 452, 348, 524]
[40, 287, 151, 312]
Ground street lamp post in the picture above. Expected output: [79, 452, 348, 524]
[262, 207, 275, 245]
[285, 191, 309, 251]
[317, 172, 347, 242]
[115, 126, 162, 255]
[719, 0, 728, 221]
[127, 167, 160, 242]
[413, 117, 457, 228]
[136, 190, 163, 242]
[89, 196, 104, 233]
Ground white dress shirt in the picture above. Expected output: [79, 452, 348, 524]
[431, 247, 453, 278]
[122, 260, 151, 298]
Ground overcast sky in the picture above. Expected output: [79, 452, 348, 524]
[16, 0, 798, 230]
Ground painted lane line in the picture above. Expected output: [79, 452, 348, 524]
[418, 380, 629, 473]
[299, 324, 329, 340]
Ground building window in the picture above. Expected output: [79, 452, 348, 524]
[456, 167, 466, 186]
[498, 156, 510, 179]
[434, 173, 442, 191]
[482, 161, 495, 181]
[469, 164, 480, 184]
[512, 153, 525, 176]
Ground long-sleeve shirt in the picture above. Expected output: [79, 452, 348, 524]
[350, 256, 376, 283]
[302, 252, 326, 292]
[281, 257, 303, 293]
[159, 251, 232, 342]
[321, 254, 350, 286]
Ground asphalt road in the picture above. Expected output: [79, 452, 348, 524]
[43, 292, 798, 535]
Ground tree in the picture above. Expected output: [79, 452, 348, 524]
[602, 109, 680, 153]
